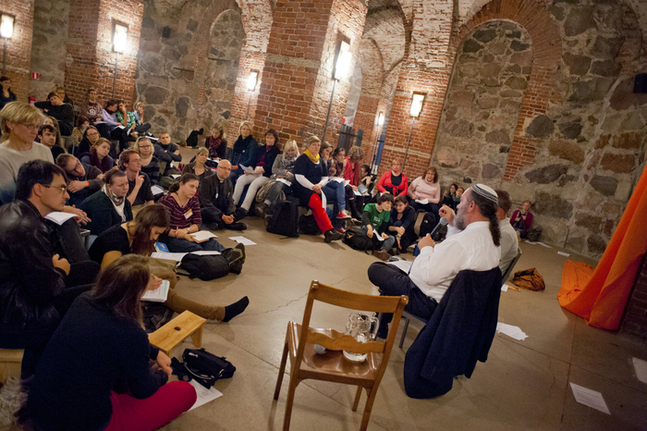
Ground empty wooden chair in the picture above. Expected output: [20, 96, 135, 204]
[273, 280, 408, 431]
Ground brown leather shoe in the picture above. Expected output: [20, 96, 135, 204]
[373, 249, 391, 261]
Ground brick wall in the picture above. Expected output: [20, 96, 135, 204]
[622, 254, 647, 341]
[0, 0, 35, 100]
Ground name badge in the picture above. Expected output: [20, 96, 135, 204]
[184, 209, 193, 219]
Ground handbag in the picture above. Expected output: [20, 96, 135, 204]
[512, 268, 545, 291]
[171, 348, 236, 389]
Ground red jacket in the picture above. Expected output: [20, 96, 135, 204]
[377, 171, 408, 197]
[343, 157, 360, 186]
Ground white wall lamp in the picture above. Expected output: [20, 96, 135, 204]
[322, 40, 351, 145]
[370, 111, 385, 172]
[402, 92, 425, 169]
[112, 22, 128, 99]
[1, 13, 15, 76]
[246, 71, 258, 120]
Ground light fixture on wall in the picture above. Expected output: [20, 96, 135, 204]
[322, 40, 351, 145]
[402, 92, 425, 169]
[111, 22, 128, 99]
[246, 71, 258, 120]
[370, 111, 385, 172]
[1, 13, 14, 76]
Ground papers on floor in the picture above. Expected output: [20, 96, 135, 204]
[151, 185, 164, 195]
[229, 236, 256, 246]
[632, 357, 647, 384]
[142, 279, 170, 303]
[276, 178, 292, 187]
[496, 322, 528, 341]
[188, 379, 223, 411]
[536, 241, 552, 248]
[152, 252, 187, 261]
[192, 230, 218, 243]
[415, 199, 429, 205]
[388, 259, 412, 273]
[558, 251, 570, 257]
[501, 284, 509, 292]
[45, 212, 78, 225]
[569, 383, 610, 414]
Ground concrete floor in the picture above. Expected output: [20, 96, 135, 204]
[157, 214, 647, 431]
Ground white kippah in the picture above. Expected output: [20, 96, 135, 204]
[471, 184, 498, 204]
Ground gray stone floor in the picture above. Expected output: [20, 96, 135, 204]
[156, 212, 647, 431]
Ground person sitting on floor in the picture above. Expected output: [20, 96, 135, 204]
[56, 153, 103, 208]
[155, 131, 182, 189]
[376, 159, 408, 197]
[495, 189, 519, 273]
[96, 99, 130, 154]
[80, 168, 132, 237]
[198, 160, 247, 231]
[24, 254, 197, 431]
[362, 193, 396, 261]
[511, 200, 533, 239]
[35, 92, 74, 136]
[323, 146, 351, 221]
[408, 167, 441, 218]
[72, 115, 89, 151]
[39, 123, 66, 161]
[183, 147, 214, 183]
[205, 123, 227, 161]
[389, 195, 418, 254]
[0, 76, 17, 110]
[80, 137, 115, 173]
[255, 139, 299, 219]
[343, 146, 365, 219]
[292, 136, 342, 243]
[81, 88, 103, 125]
[74, 125, 101, 157]
[134, 136, 161, 185]
[119, 149, 154, 207]
[367, 184, 501, 338]
[441, 183, 459, 211]
[88, 205, 249, 318]
[0, 160, 100, 379]
[230, 121, 256, 168]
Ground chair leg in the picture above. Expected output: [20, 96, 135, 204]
[398, 316, 410, 349]
[274, 341, 289, 400]
[283, 377, 298, 431]
[360, 386, 378, 431]
[352, 385, 363, 411]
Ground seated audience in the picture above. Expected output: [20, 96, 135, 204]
[0, 76, 17, 110]
[39, 123, 66, 160]
[80, 168, 132, 236]
[323, 146, 350, 221]
[389, 195, 418, 254]
[158, 173, 228, 252]
[495, 190, 519, 273]
[183, 147, 214, 183]
[344, 146, 365, 219]
[511, 200, 533, 238]
[56, 153, 103, 208]
[377, 159, 408, 197]
[88, 206, 249, 315]
[35, 92, 74, 136]
[292, 136, 342, 242]
[74, 125, 101, 157]
[115, 100, 137, 138]
[155, 131, 182, 188]
[199, 160, 247, 231]
[255, 139, 299, 219]
[233, 128, 281, 215]
[408, 167, 441, 219]
[134, 136, 161, 185]
[119, 149, 154, 206]
[362, 193, 396, 261]
[368, 184, 501, 338]
[205, 124, 227, 160]
[39, 116, 64, 149]
[81, 88, 102, 125]
[96, 99, 129, 154]
[72, 115, 89, 151]
[56, 86, 73, 105]
[230, 121, 256, 167]
[0, 102, 52, 204]
[442, 183, 459, 211]
[132, 102, 152, 134]
[24, 255, 197, 431]
[0, 160, 100, 378]
[80, 137, 115, 173]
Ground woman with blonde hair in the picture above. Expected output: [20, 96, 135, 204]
[183, 147, 214, 182]
[228, 121, 256, 185]
[256, 138, 300, 219]
[134, 136, 161, 185]
[80, 137, 115, 173]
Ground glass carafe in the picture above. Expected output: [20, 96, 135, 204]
[342, 311, 379, 363]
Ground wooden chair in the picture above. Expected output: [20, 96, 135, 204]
[273, 280, 408, 431]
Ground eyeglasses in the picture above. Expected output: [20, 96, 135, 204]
[20, 123, 42, 131]
[41, 184, 68, 194]
[86, 131, 99, 136]
[66, 160, 82, 174]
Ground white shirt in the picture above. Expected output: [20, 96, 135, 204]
[499, 218, 519, 273]
[0, 142, 54, 204]
[409, 221, 501, 302]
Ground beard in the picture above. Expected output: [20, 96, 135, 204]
[455, 211, 466, 231]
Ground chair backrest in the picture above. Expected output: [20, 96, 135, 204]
[297, 280, 408, 362]
[501, 248, 522, 284]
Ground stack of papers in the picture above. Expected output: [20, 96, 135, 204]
[142, 279, 170, 303]
[496, 322, 528, 341]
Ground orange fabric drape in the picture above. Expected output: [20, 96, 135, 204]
[558, 166, 647, 330]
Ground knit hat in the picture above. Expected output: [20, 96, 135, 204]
[472, 183, 498, 204]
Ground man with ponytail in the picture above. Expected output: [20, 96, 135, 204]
[368, 184, 501, 338]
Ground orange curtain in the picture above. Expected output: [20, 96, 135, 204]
[558, 166, 647, 330]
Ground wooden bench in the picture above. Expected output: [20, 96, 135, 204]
[148, 311, 206, 356]
[0, 349, 24, 382]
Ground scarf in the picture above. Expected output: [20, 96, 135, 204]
[103, 184, 126, 221]
[207, 136, 223, 158]
[90, 149, 112, 173]
[304, 149, 319, 164]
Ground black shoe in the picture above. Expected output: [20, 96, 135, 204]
[223, 296, 249, 322]
[324, 229, 342, 243]
[228, 222, 247, 231]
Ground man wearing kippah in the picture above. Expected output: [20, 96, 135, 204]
[368, 184, 502, 338]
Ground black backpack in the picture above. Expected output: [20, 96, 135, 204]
[298, 214, 322, 236]
[267, 198, 299, 238]
[342, 226, 374, 253]
[179, 254, 230, 280]
[171, 348, 236, 389]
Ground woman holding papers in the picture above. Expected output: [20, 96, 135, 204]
[25, 254, 197, 431]
[256, 139, 299, 219]
[322, 146, 351, 221]
[88, 205, 249, 321]
[158, 173, 227, 252]
[343, 146, 365, 219]
[408, 166, 441, 217]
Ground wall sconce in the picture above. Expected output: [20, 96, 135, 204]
[246, 71, 259, 119]
[111, 22, 128, 98]
[370, 111, 386, 172]
[403, 92, 427, 169]
[1, 13, 14, 76]
[377, 111, 384, 126]
[323, 40, 352, 145]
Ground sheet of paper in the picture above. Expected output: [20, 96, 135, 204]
[501, 284, 509, 292]
[229, 236, 257, 246]
[496, 322, 528, 341]
[353, 190, 363, 196]
[240, 165, 254, 174]
[558, 251, 570, 257]
[344, 179, 350, 186]
[569, 383, 611, 414]
[151, 185, 164, 195]
[536, 241, 552, 248]
[188, 379, 223, 411]
[331, 177, 345, 183]
[375, 234, 385, 242]
[45, 212, 78, 226]
[415, 199, 429, 205]
[151, 252, 187, 261]
[388, 260, 412, 273]
[358, 184, 368, 195]
[191, 250, 221, 256]
[276, 178, 292, 187]
[524, 240, 537, 245]
[192, 231, 218, 243]
[170, 174, 181, 179]
[141, 280, 170, 303]
[632, 357, 647, 384]
[207, 158, 220, 164]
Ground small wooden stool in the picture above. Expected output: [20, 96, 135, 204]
[148, 311, 206, 356]
[0, 349, 24, 382]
